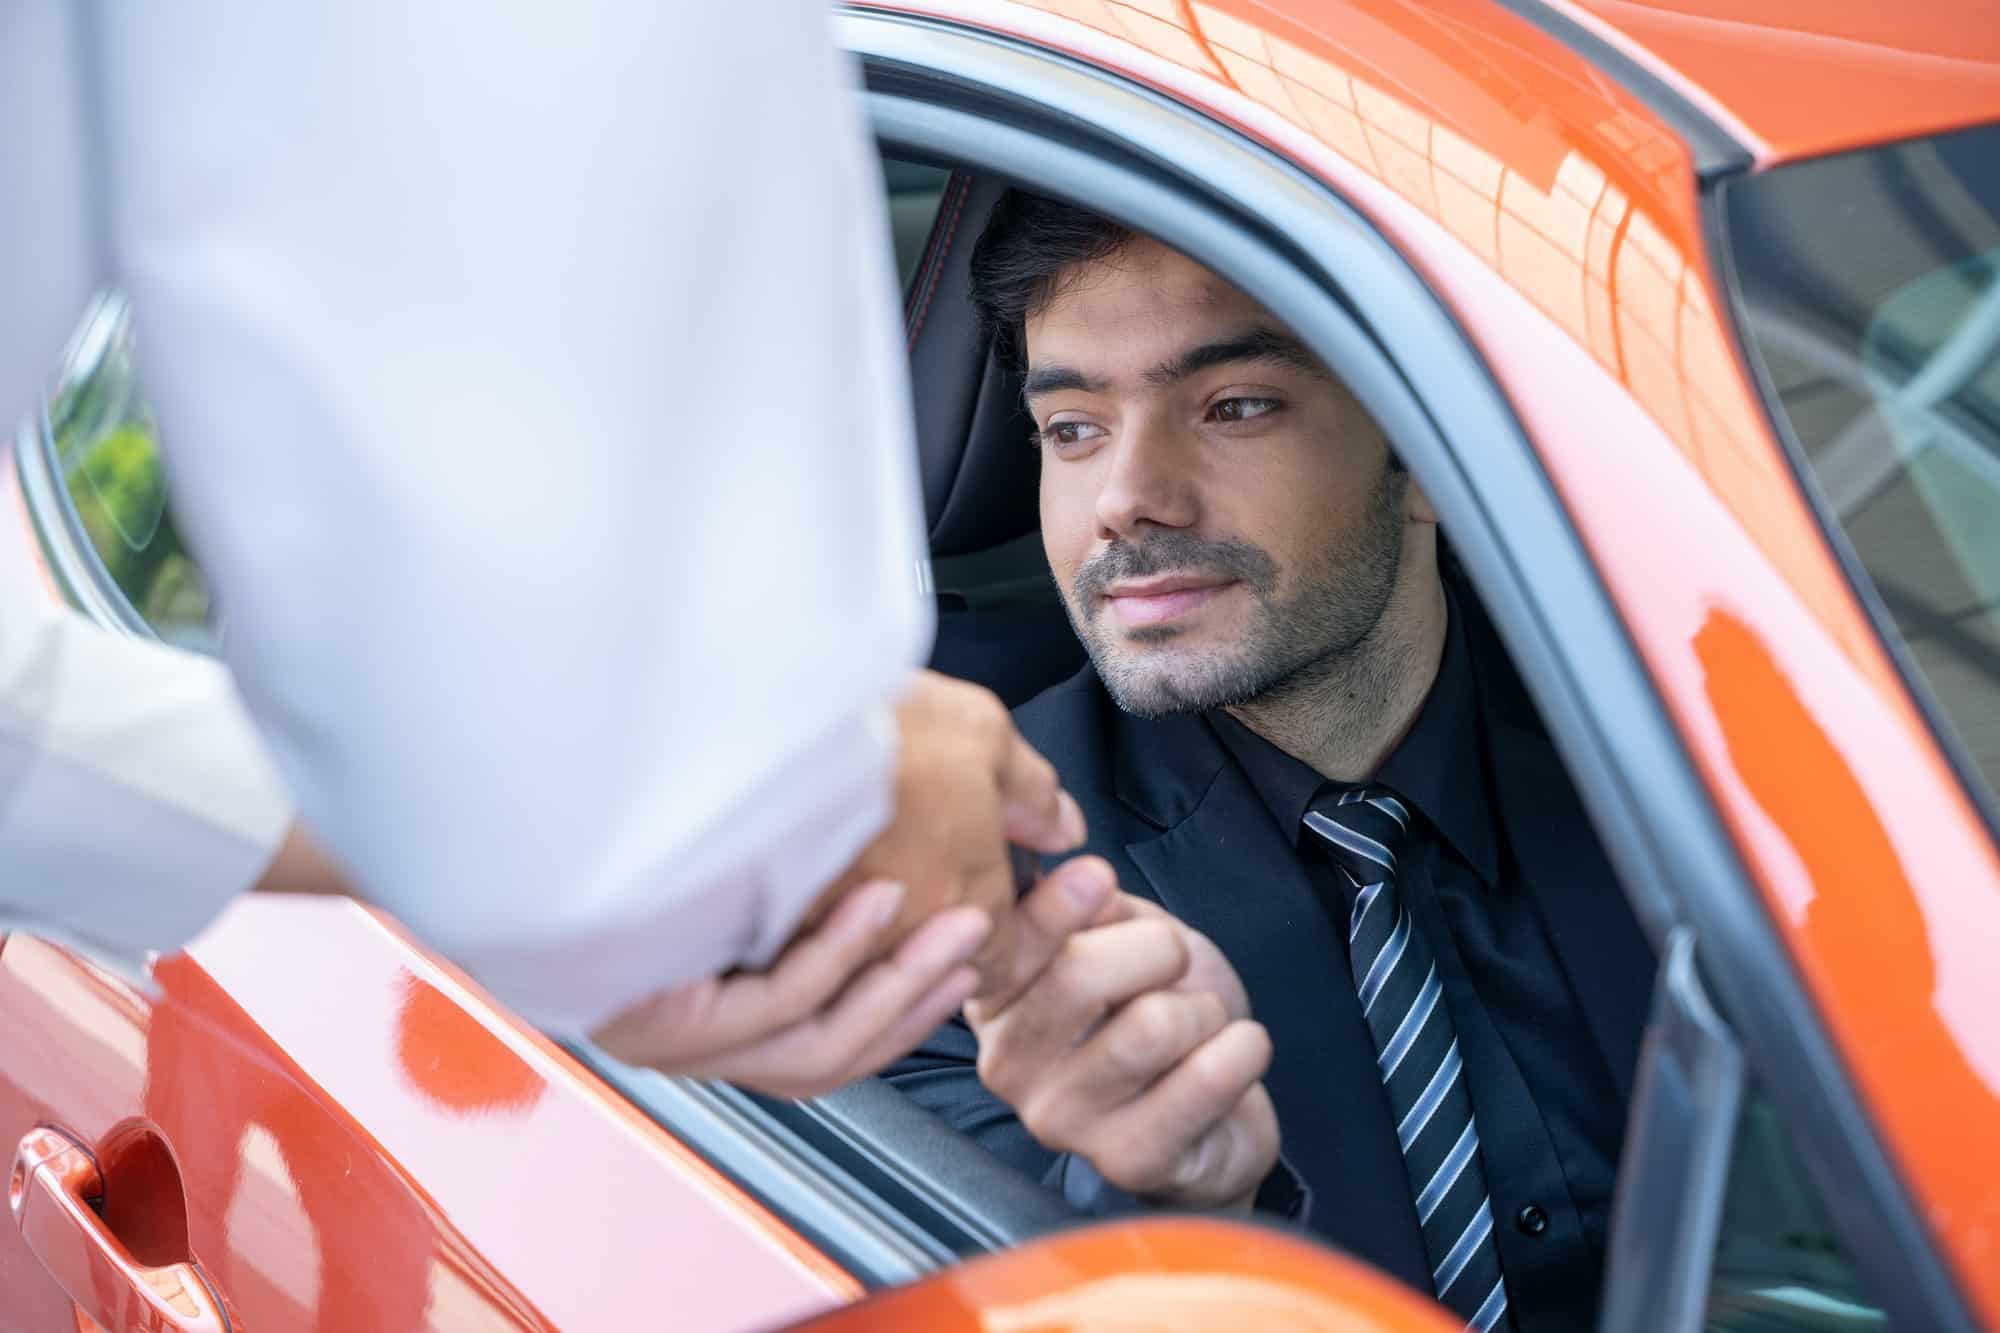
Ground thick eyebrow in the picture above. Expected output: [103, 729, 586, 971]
[1143, 326, 1329, 386]
[1016, 326, 1328, 402]
[1022, 325, 1327, 403]
[1023, 363, 1108, 400]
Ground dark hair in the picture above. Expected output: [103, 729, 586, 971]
[965, 188, 1407, 474]
[969, 190, 1134, 375]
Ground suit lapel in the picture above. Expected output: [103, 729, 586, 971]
[1111, 707, 1434, 1289]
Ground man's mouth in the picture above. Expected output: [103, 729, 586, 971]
[1101, 575, 1238, 628]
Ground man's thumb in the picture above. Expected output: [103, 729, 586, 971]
[970, 855, 1117, 1015]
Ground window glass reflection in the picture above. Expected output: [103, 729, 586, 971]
[45, 293, 216, 655]
[1725, 124, 2000, 812]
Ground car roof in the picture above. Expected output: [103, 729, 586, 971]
[1560, 0, 2000, 164]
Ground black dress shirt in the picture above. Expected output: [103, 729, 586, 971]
[1207, 596, 1625, 1330]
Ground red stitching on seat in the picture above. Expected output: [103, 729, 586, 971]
[907, 174, 973, 353]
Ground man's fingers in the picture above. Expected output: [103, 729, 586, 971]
[1091, 1020, 1273, 1200]
[972, 916, 1193, 1093]
[997, 727, 1085, 853]
[837, 963, 982, 1085]
[968, 856, 1118, 1015]
[1021, 990, 1230, 1148]
[681, 910, 990, 1096]
[1171, 1082, 1282, 1211]
[694, 959, 977, 1099]
[703, 878, 910, 1040]
[589, 878, 908, 1069]
[962, 856, 1026, 981]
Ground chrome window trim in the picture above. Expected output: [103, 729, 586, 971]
[836, 10, 1975, 1331]
[563, 1046, 954, 1288]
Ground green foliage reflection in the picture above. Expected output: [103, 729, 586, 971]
[47, 299, 214, 652]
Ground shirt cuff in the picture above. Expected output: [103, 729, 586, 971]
[0, 609, 292, 964]
[1252, 1154, 1314, 1226]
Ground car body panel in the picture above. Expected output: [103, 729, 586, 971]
[1558, 0, 2000, 165]
[872, 0, 2000, 1321]
[786, 1216, 1464, 1331]
[0, 897, 859, 1330]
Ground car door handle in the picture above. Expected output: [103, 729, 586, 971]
[9, 1127, 231, 1333]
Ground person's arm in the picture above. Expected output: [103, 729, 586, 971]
[0, 0, 98, 441]
[0, 604, 292, 960]
[80, 3, 1019, 1034]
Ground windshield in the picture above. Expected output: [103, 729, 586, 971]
[1722, 122, 2000, 817]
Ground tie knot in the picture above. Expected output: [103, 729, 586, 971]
[1302, 784, 1413, 886]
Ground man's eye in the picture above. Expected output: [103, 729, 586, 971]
[1210, 397, 1280, 423]
[1039, 420, 1106, 448]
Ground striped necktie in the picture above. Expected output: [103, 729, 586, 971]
[1303, 785, 1512, 1332]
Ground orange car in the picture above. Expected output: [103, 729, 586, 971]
[5, 1, 1998, 1329]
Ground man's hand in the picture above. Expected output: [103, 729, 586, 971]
[590, 878, 992, 1098]
[964, 874, 1279, 1211]
[591, 847, 1133, 1098]
[812, 670, 1088, 992]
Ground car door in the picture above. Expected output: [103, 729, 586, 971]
[830, 4, 1990, 1331]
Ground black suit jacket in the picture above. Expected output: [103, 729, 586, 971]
[886, 597, 1656, 1294]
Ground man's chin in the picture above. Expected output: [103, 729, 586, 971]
[1089, 647, 1265, 719]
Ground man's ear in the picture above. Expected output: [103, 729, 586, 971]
[1404, 473, 1440, 527]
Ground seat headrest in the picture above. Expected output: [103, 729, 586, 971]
[904, 172, 1042, 559]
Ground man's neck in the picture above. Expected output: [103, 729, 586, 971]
[1224, 572, 1448, 783]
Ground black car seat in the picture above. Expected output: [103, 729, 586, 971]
[902, 170, 1086, 707]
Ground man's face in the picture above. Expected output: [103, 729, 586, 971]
[1027, 237, 1414, 717]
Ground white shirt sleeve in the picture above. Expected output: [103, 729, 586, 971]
[1, 2, 932, 1034]
[0, 602, 294, 966]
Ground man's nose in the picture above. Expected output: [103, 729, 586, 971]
[1094, 425, 1197, 539]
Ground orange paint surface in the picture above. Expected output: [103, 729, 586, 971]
[879, 0, 2000, 1320]
[393, 974, 547, 1117]
[1696, 610, 2000, 1276]
[1562, 0, 2000, 164]
[788, 1217, 1464, 1332]
[0, 900, 863, 1330]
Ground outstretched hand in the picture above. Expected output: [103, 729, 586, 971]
[590, 878, 990, 1098]
[808, 671, 1088, 992]
[595, 669, 1103, 1099]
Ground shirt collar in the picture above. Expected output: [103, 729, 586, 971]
[1206, 592, 1500, 888]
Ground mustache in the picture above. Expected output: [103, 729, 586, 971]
[1073, 533, 1279, 605]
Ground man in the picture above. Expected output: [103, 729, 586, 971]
[887, 192, 1656, 1331]
[0, 0, 1097, 1090]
